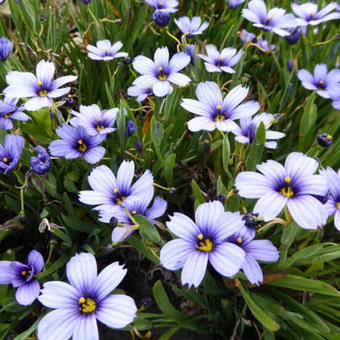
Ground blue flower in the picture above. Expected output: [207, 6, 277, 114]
[297, 64, 340, 99]
[127, 83, 154, 102]
[86, 40, 128, 61]
[30, 146, 51, 175]
[70, 104, 117, 137]
[0, 96, 30, 130]
[0, 134, 25, 174]
[38, 253, 137, 339]
[126, 120, 138, 137]
[101, 194, 167, 244]
[181, 81, 260, 133]
[235, 152, 328, 230]
[228, 0, 246, 9]
[320, 167, 340, 231]
[227, 224, 279, 285]
[160, 201, 245, 288]
[3, 60, 77, 111]
[0, 250, 44, 305]
[242, 0, 297, 37]
[232, 113, 285, 149]
[329, 83, 340, 109]
[174, 16, 208, 37]
[0, 37, 13, 61]
[132, 47, 190, 97]
[48, 124, 105, 164]
[198, 45, 242, 73]
[79, 160, 154, 217]
[145, 0, 178, 13]
[291, 2, 340, 26]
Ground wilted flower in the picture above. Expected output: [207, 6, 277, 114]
[0, 96, 30, 130]
[145, 0, 178, 13]
[127, 83, 154, 102]
[79, 160, 154, 217]
[174, 16, 208, 37]
[235, 152, 328, 230]
[198, 45, 242, 73]
[132, 47, 190, 97]
[228, 0, 246, 9]
[3, 60, 77, 111]
[38, 253, 137, 339]
[30, 146, 51, 175]
[49, 124, 105, 164]
[0, 37, 13, 61]
[0, 250, 44, 305]
[86, 40, 128, 61]
[160, 201, 245, 288]
[0, 134, 25, 174]
[227, 227, 279, 285]
[70, 104, 117, 137]
[320, 167, 340, 230]
[317, 133, 333, 147]
[242, 0, 297, 37]
[297, 64, 340, 98]
[152, 9, 170, 27]
[291, 2, 340, 26]
[181, 81, 260, 133]
[232, 113, 285, 149]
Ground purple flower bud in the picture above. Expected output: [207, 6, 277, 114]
[135, 140, 143, 152]
[287, 59, 293, 72]
[317, 133, 333, 147]
[39, 14, 46, 21]
[242, 212, 260, 230]
[142, 296, 153, 308]
[152, 9, 170, 27]
[123, 55, 131, 64]
[185, 44, 196, 65]
[110, 217, 118, 227]
[169, 187, 176, 194]
[61, 95, 73, 107]
[49, 110, 56, 120]
[217, 194, 226, 203]
[126, 120, 137, 137]
[81, 0, 91, 4]
[0, 37, 13, 62]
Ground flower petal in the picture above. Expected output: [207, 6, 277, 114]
[28, 250, 44, 274]
[243, 240, 279, 262]
[181, 251, 208, 288]
[15, 279, 40, 305]
[235, 171, 272, 198]
[254, 191, 287, 221]
[242, 254, 263, 285]
[0, 261, 13, 284]
[166, 212, 200, 242]
[73, 314, 99, 340]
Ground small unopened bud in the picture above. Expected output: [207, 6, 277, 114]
[317, 133, 333, 147]
[110, 217, 118, 227]
[242, 212, 260, 229]
[142, 296, 153, 308]
[152, 9, 170, 27]
[169, 187, 176, 194]
[217, 194, 226, 203]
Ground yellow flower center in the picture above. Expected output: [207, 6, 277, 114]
[4, 113, 10, 118]
[78, 297, 97, 314]
[147, 85, 151, 89]
[96, 124, 104, 131]
[237, 237, 242, 243]
[116, 196, 126, 205]
[77, 140, 87, 153]
[267, 16, 271, 20]
[280, 186, 294, 198]
[39, 90, 48, 97]
[159, 2, 163, 5]
[285, 176, 291, 183]
[337, 202, 340, 210]
[114, 188, 119, 193]
[2, 157, 8, 163]
[196, 234, 214, 252]
[132, 210, 137, 215]
[37, 80, 42, 86]
[319, 80, 324, 84]
[158, 74, 167, 81]
[214, 115, 225, 122]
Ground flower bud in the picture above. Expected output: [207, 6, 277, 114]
[152, 9, 170, 27]
[317, 133, 333, 147]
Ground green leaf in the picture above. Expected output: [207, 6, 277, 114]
[222, 133, 230, 174]
[14, 316, 43, 340]
[245, 122, 266, 171]
[239, 284, 280, 332]
[134, 214, 160, 243]
[152, 280, 188, 322]
[150, 116, 164, 147]
[36, 253, 69, 280]
[127, 235, 159, 264]
[267, 275, 340, 297]
[62, 214, 96, 233]
[191, 179, 205, 205]
[163, 153, 176, 186]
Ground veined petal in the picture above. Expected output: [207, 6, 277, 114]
[169, 52, 190, 72]
[36, 60, 55, 87]
[222, 85, 249, 112]
[166, 212, 199, 242]
[52, 75, 77, 89]
[28, 250, 44, 273]
[73, 314, 98, 340]
[154, 47, 169, 68]
[15, 279, 40, 305]
[256, 160, 286, 189]
[181, 251, 208, 288]
[284, 152, 319, 181]
[253, 191, 288, 221]
[180, 99, 211, 116]
[130, 169, 154, 198]
[235, 171, 272, 198]
[297, 175, 328, 196]
[196, 81, 222, 110]
[25, 97, 51, 111]
[242, 254, 263, 285]
[188, 117, 216, 132]
[0, 261, 13, 284]
[116, 161, 135, 194]
[243, 240, 279, 262]
[194, 201, 225, 234]
[230, 101, 260, 120]
[146, 196, 167, 220]
[167, 72, 190, 86]
[132, 56, 155, 75]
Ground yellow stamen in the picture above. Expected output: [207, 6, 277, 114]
[97, 117, 101, 121]
[37, 80, 42, 86]
[96, 125, 104, 131]
[147, 85, 151, 89]
[267, 16, 271, 20]
[158, 74, 167, 81]
[78, 297, 85, 304]
[217, 105, 221, 110]
[319, 80, 324, 84]
[114, 188, 119, 193]
[79, 297, 97, 314]
[2, 157, 8, 163]
[197, 234, 203, 240]
[159, 2, 163, 5]
[237, 237, 242, 243]
[337, 202, 340, 210]
[104, 49, 108, 53]
[77, 140, 87, 153]
[39, 90, 48, 97]
[132, 210, 137, 215]
[219, 57, 222, 60]
[67, 94, 72, 98]
[21, 270, 27, 276]
[280, 186, 294, 198]
[78, 140, 83, 145]
[116, 196, 126, 205]
[196, 238, 214, 252]
[158, 66, 163, 71]
[285, 176, 291, 183]
[124, 56, 128, 59]
[4, 113, 10, 118]
[214, 114, 225, 122]
[326, 135, 332, 141]
[290, 30, 295, 34]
